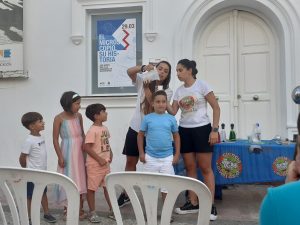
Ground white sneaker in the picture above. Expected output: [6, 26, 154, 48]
[210, 205, 218, 221]
[88, 211, 101, 223]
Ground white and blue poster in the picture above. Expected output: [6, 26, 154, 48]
[0, 0, 24, 78]
[97, 18, 136, 88]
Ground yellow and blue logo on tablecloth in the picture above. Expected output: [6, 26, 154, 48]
[272, 157, 290, 176]
[217, 153, 242, 178]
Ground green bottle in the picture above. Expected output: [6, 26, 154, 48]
[229, 123, 236, 141]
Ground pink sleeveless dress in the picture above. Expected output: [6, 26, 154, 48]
[56, 116, 87, 204]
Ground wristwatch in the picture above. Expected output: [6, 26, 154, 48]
[212, 127, 219, 132]
[141, 65, 146, 72]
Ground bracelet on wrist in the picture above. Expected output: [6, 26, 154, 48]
[141, 65, 146, 72]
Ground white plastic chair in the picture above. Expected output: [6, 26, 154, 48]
[106, 171, 212, 225]
[0, 167, 79, 225]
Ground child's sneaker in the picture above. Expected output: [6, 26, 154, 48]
[174, 200, 199, 214]
[88, 211, 101, 223]
[29, 219, 32, 225]
[118, 192, 130, 207]
[43, 214, 57, 223]
[210, 205, 218, 221]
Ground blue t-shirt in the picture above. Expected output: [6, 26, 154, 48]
[140, 113, 178, 158]
[260, 180, 300, 225]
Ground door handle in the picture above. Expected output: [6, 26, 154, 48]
[253, 95, 259, 101]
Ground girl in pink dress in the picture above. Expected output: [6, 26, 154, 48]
[53, 91, 87, 220]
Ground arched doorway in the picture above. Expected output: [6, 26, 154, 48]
[196, 10, 278, 139]
[174, 0, 300, 139]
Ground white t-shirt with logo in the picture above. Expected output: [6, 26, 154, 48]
[173, 79, 212, 128]
[130, 73, 173, 132]
[21, 134, 47, 170]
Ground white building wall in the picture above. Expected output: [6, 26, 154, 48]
[0, 0, 299, 171]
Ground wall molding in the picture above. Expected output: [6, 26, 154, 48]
[81, 96, 137, 109]
[71, 0, 157, 45]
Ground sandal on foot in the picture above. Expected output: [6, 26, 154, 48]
[79, 210, 87, 220]
[62, 208, 67, 221]
[107, 210, 115, 220]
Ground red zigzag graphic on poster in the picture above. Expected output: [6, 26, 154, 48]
[122, 29, 130, 50]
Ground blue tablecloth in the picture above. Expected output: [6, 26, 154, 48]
[173, 140, 296, 199]
[212, 140, 296, 185]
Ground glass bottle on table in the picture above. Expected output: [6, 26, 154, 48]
[229, 123, 236, 141]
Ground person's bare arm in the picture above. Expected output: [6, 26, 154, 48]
[167, 100, 180, 116]
[53, 115, 64, 168]
[78, 113, 85, 150]
[137, 131, 146, 163]
[285, 161, 300, 183]
[172, 132, 180, 165]
[108, 149, 113, 163]
[19, 153, 27, 168]
[206, 91, 220, 145]
[78, 113, 85, 138]
[127, 64, 155, 82]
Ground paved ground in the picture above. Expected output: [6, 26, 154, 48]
[1, 184, 268, 224]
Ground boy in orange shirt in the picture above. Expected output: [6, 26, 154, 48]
[84, 103, 114, 223]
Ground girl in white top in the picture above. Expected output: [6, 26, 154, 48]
[169, 59, 220, 221]
[118, 61, 173, 207]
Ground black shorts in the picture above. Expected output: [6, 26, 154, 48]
[122, 127, 146, 157]
[27, 182, 47, 199]
[179, 123, 213, 153]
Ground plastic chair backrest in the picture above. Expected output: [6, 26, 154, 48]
[106, 172, 212, 225]
[0, 167, 79, 225]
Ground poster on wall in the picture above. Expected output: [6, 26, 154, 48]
[0, 0, 24, 78]
[97, 18, 136, 88]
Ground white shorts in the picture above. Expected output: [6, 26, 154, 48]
[143, 154, 175, 193]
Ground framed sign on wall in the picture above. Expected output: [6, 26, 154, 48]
[0, 0, 26, 78]
[91, 12, 142, 95]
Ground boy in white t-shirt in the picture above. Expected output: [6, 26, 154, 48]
[19, 112, 56, 225]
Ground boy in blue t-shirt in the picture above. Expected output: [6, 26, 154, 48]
[137, 90, 180, 197]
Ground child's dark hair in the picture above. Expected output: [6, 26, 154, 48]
[85, 103, 106, 122]
[60, 91, 81, 112]
[177, 59, 198, 79]
[152, 90, 167, 101]
[21, 112, 43, 130]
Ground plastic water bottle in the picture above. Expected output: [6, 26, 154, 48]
[142, 68, 160, 82]
[229, 123, 236, 141]
[252, 123, 261, 143]
[220, 123, 227, 142]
